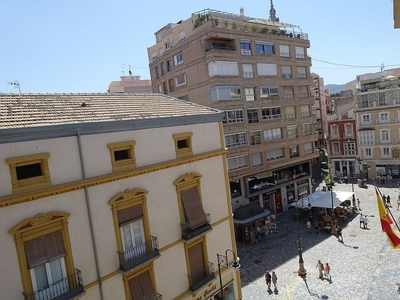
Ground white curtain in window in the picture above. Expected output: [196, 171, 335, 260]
[304, 142, 312, 152]
[295, 46, 305, 55]
[257, 63, 277, 76]
[279, 45, 289, 56]
[252, 153, 262, 166]
[208, 62, 239, 77]
[281, 66, 291, 74]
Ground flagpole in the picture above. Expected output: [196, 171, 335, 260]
[385, 206, 400, 232]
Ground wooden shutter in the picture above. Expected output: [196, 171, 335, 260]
[188, 242, 206, 285]
[118, 205, 143, 226]
[24, 232, 66, 268]
[128, 270, 156, 300]
[180, 187, 207, 228]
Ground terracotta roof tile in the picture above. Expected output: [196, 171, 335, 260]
[0, 93, 221, 129]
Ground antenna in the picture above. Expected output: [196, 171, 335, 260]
[8, 80, 21, 94]
[128, 64, 132, 76]
[380, 63, 385, 72]
[120, 63, 125, 75]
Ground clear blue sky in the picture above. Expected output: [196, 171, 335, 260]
[2, 0, 399, 93]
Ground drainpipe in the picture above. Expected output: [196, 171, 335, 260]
[76, 129, 104, 300]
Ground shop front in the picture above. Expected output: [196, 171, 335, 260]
[233, 203, 271, 244]
[297, 179, 309, 198]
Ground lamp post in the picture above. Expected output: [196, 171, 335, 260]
[295, 199, 307, 278]
[330, 184, 336, 225]
[217, 249, 240, 300]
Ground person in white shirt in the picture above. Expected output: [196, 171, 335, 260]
[359, 214, 365, 228]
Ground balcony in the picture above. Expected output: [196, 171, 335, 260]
[188, 262, 215, 291]
[23, 269, 85, 300]
[181, 216, 212, 240]
[117, 236, 160, 272]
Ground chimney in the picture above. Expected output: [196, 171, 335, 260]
[240, 7, 244, 17]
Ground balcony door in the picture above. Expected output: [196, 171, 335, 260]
[121, 219, 145, 261]
[30, 257, 68, 300]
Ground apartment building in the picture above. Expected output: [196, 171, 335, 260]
[0, 93, 241, 300]
[147, 6, 318, 214]
[326, 116, 357, 178]
[310, 74, 327, 151]
[108, 75, 152, 93]
[354, 68, 400, 180]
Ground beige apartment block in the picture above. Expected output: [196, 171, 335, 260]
[355, 69, 400, 181]
[0, 93, 241, 300]
[147, 7, 318, 216]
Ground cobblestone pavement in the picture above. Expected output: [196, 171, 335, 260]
[237, 180, 400, 300]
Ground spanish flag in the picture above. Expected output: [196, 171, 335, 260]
[375, 186, 400, 249]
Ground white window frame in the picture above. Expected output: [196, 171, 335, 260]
[225, 132, 247, 148]
[174, 53, 183, 65]
[257, 63, 277, 76]
[210, 86, 241, 101]
[224, 109, 244, 123]
[331, 125, 338, 137]
[245, 86, 255, 101]
[242, 64, 254, 78]
[249, 130, 262, 145]
[264, 128, 282, 141]
[382, 147, 390, 158]
[295, 46, 305, 59]
[259, 85, 279, 98]
[262, 106, 281, 119]
[365, 148, 372, 157]
[379, 112, 389, 124]
[251, 153, 263, 167]
[279, 45, 290, 58]
[178, 30, 186, 41]
[361, 114, 371, 125]
[359, 131, 375, 146]
[30, 257, 68, 300]
[304, 142, 313, 154]
[176, 74, 186, 86]
[380, 129, 390, 144]
[208, 61, 239, 77]
[281, 66, 292, 79]
[266, 148, 284, 161]
[297, 66, 306, 78]
[228, 155, 248, 170]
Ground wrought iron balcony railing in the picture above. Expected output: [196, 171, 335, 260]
[117, 236, 160, 272]
[23, 269, 85, 300]
[187, 262, 215, 291]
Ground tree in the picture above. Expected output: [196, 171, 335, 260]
[324, 173, 336, 191]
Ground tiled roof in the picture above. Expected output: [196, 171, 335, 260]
[0, 93, 222, 129]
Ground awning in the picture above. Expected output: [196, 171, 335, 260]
[291, 191, 354, 209]
[233, 209, 271, 224]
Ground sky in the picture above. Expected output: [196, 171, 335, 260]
[1, 0, 399, 93]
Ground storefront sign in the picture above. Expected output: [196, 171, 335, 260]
[193, 284, 217, 300]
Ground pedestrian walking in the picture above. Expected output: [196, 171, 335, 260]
[314, 219, 320, 234]
[386, 195, 391, 207]
[337, 225, 343, 242]
[357, 198, 361, 211]
[265, 270, 272, 290]
[364, 216, 369, 229]
[359, 214, 364, 228]
[316, 260, 324, 279]
[271, 271, 278, 290]
[397, 194, 400, 210]
[382, 194, 387, 205]
[324, 263, 331, 280]
[306, 220, 312, 234]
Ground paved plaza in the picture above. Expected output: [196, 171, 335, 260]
[237, 180, 400, 299]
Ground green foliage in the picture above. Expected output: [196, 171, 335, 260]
[324, 173, 336, 187]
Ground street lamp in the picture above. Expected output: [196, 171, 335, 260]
[295, 199, 307, 278]
[216, 249, 240, 300]
[330, 184, 336, 225]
